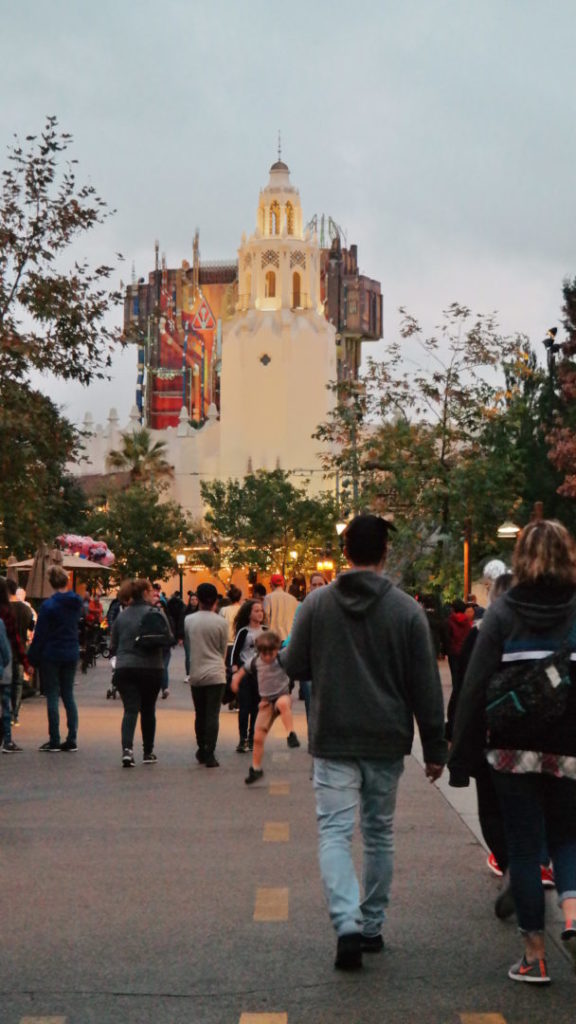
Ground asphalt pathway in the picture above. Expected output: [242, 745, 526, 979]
[1, 649, 574, 1024]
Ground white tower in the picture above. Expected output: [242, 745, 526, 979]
[219, 158, 336, 488]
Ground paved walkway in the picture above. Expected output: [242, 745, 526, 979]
[1, 650, 573, 1023]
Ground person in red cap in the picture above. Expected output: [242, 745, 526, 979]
[263, 574, 298, 642]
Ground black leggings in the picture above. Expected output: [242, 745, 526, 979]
[115, 667, 163, 755]
[238, 673, 259, 743]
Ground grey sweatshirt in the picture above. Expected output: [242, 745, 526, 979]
[185, 610, 228, 686]
[283, 569, 447, 763]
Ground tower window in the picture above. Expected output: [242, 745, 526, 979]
[292, 272, 301, 308]
[270, 201, 280, 235]
[265, 270, 276, 298]
[285, 202, 294, 235]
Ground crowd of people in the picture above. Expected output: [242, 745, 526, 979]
[2, 515, 576, 987]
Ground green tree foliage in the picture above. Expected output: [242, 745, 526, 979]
[0, 384, 87, 557]
[315, 304, 565, 593]
[0, 116, 121, 386]
[200, 470, 339, 577]
[0, 117, 122, 557]
[106, 428, 174, 488]
[546, 277, 576, 499]
[85, 486, 192, 581]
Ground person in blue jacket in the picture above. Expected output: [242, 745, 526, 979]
[28, 566, 83, 752]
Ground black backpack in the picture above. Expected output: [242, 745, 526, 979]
[134, 608, 174, 651]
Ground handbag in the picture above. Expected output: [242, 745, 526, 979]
[486, 621, 576, 745]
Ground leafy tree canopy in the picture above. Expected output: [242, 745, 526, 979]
[200, 470, 339, 578]
[0, 116, 122, 387]
[0, 382, 87, 558]
[106, 428, 174, 489]
[85, 485, 193, 581]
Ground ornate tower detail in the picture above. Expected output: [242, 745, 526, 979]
[237, 159, 320, 314]
[220, 158, 336, 489]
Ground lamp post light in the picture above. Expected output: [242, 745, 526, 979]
[176, 552, 186, 597]
[497, 520, 521, 540]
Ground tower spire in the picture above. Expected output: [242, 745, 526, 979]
[278, 129, 282, 162]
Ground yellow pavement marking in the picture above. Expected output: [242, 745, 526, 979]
[263, 821, 290, 842]
[269, 781, 290, 796]
[239, 1015, 288, 1023]
[254, 887, 289, 921]
[460, 1015, 507, 1024]
[21, 1018, 66, 1023]
[272, 752, 289, 763]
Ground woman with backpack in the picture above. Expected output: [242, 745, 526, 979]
[449, 520, 576, 985]
[109, 578, 173, 768]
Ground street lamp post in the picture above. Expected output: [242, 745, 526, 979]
[176, 552, 186, 597]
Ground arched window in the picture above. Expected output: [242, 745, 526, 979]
[265, 270, 276, 298]
[285, 202, 294, 235]
[270, 201, 280, 235]
[292, 272, 301, 308]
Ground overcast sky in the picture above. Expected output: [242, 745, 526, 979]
[2, 0, 575, 425]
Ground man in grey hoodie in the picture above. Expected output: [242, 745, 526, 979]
[283, 514, 447, 970]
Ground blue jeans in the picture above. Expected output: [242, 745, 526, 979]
[314, 756, 404, 937]
[41, 660, 78, 746]
[491, 768, 576, 932]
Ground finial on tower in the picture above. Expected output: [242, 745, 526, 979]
[278, 130, 282, 162]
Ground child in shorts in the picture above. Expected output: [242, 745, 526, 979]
[231, 630, 300, 784]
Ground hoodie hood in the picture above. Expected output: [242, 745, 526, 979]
[332, 569, 393, 617]
[504, 582, 576, 631]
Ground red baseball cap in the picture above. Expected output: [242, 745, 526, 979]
[270, 573, 285, 587]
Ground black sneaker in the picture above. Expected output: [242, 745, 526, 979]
[335, 933, 363, 970]
[236, 739, 249, 753]
[122, 748, 135, 767]
[248, 739, 254, 751]
[361, 934, 384, 953]
[204, 754, 220, 767]
[39, 741, 61, 752]
[195, 748, 206, 764]
[143, 752, 157, 764]
[245, 767, 264, 785]
[287, 731, 300, 748]
[60, 740, 78, 752]
[2, 741, 23, 753]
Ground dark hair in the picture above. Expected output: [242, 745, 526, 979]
[196, 582, 218, 607]
[451, 599, 466, 613]
[343, 514, 389, 567]
[6, 579, 17, 596]
[48, 566, 69, 590]
[491, 572, 513, 601]
[0, 577, 9, 608]
[132, 578, 152, 601]
[234, 599, 263, 635]
[227, 585, 242, 604]
[252, 583, 267, 599]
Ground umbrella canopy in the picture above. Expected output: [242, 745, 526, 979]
[6, 554, 19, 583]
[26, 543, 54, 599]
[11, 554, 112, 572]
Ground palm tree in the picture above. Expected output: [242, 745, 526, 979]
[106, 429, 174, 487]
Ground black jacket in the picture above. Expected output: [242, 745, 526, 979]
[448, 581, 576, 786]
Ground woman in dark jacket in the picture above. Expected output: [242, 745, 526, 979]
[27, 566, 83, 752]
[109, 578, 170, 767]
[230, 599, 265, 752]
[449, 520, 576, 985]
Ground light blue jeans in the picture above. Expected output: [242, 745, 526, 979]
[314, 756, 404, 937]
